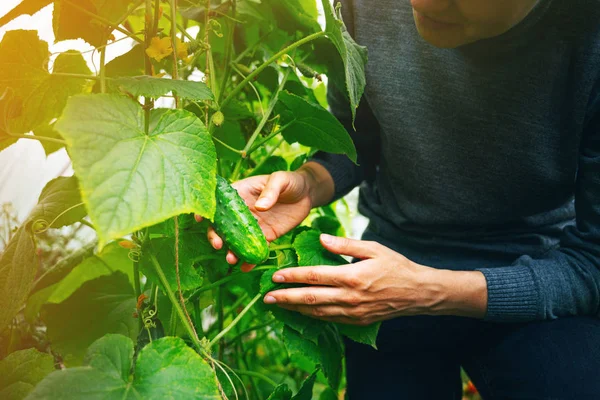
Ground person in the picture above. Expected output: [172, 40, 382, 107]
[199, 0, 600, 398]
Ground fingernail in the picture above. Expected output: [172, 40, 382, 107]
[255, 198, 269, 208]
[321, 234, 334, 245]
[272, 274, 285, 283]
[264, 295, 277, 304]
[194, 214, 201, 222]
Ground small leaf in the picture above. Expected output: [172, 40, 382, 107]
[0, 31, 91, 133]
[42, 272, 139, 366]
[112, 76, 213, 101]
[0, 0, 52, 28]
[53, 0, 135, 46]
[54, 94, 217, 248]
[27, 176, 86, 232]
[278, 91, 357, 163]
[321, 0, 368, 124]
[336, 322, 381, 350]
[293, 230, 347, 266]
[249, 156, 288, 177]
[27, 335, 221, 399]
[292, 370, 318, 400]
[0, 348, 55, 400]
[267, 384, 293, 400]
[311, 215, 344, 237]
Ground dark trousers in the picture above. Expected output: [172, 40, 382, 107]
[345, 315, 600, 400]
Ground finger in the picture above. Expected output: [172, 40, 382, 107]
[240, 262, 256, 273]
[271, 265, 350, 287]
[320, 234, 382, 259]
[278, 304, 359, 321]
[194, 214, 203, 223]
[263, 287, 346, 306]
[226, 251, 238, 265]
[254, 172, 288, 211]
[207, 227, 223, 250]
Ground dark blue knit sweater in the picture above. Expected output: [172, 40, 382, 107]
[313, 0, 600, 322]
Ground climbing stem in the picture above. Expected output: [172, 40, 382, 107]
[230, 68, 291, 181]
[209, 293, 262, 348]
[221, 30, 325, 109]
[149, 254, 203, 352]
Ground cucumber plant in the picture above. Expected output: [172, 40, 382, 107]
[0, 1, 377, 399]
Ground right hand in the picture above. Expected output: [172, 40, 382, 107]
[196, 169, 319, 270]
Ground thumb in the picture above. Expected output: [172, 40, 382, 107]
[320, 234, 380, 259]
[254, 172, 289, 211]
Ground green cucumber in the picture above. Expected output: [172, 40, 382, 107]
[213, 175, 269, 264]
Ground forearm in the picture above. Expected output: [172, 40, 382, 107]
[422, 268, 488, 319]
[297, 161, 335, 208]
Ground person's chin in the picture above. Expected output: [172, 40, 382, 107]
[414, 24, 468, 48]
[412, 12, 471, 49]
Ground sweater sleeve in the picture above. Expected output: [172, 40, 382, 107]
[476, 86, 600, 322]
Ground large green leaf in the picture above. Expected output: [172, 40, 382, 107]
[112, 76, 213, 101]
[140, 235, 205, 293]
[282, 325, 320, 366]
[30, 241, 97, 295]
[47, 242, 133, 304]
[26, 335, 221, 399]
[53, 0, 135, 46]
[42, 272, 139, 366]
[0, 227, 37, 334]
[0, 0, 52, 28]
[278, 91, 357, 163]
[0, 31, 91, 133]
[264, 0, 320, 34]
[54, 94, 217, 248]
[104, 45, 145, 78]
[0, 348, 55, 400]
[0, 176, 92, 333]
[321, 0, 368, 124]
[212, 121, 245, 161]
[27, 176, 86, 232]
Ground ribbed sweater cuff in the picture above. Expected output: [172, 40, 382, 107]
[310, 152, 361, 202]
[477, 265, 539, 322]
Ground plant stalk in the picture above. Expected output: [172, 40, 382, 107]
[149, 254, 203, 352]
[248, 121, 294, 154]
[170, 0, 181, 109]
[7, 134, 66, 146]
[232, 369, 278, 387]
[143, 0, 154, 134]
[209, 293, 262, 348]
[221, 30, 325, 109]
[230, 68, 291, 181]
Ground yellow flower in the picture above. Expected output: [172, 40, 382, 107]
[175, 37, 188, 60]
[145, 36, 172, 61]
[145, 36, 189, 62]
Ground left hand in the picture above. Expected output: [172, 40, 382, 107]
[263, 234, 443, 325]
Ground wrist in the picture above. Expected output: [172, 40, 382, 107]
[422, 268, 488, 319]
[296, 161, 335, 207]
